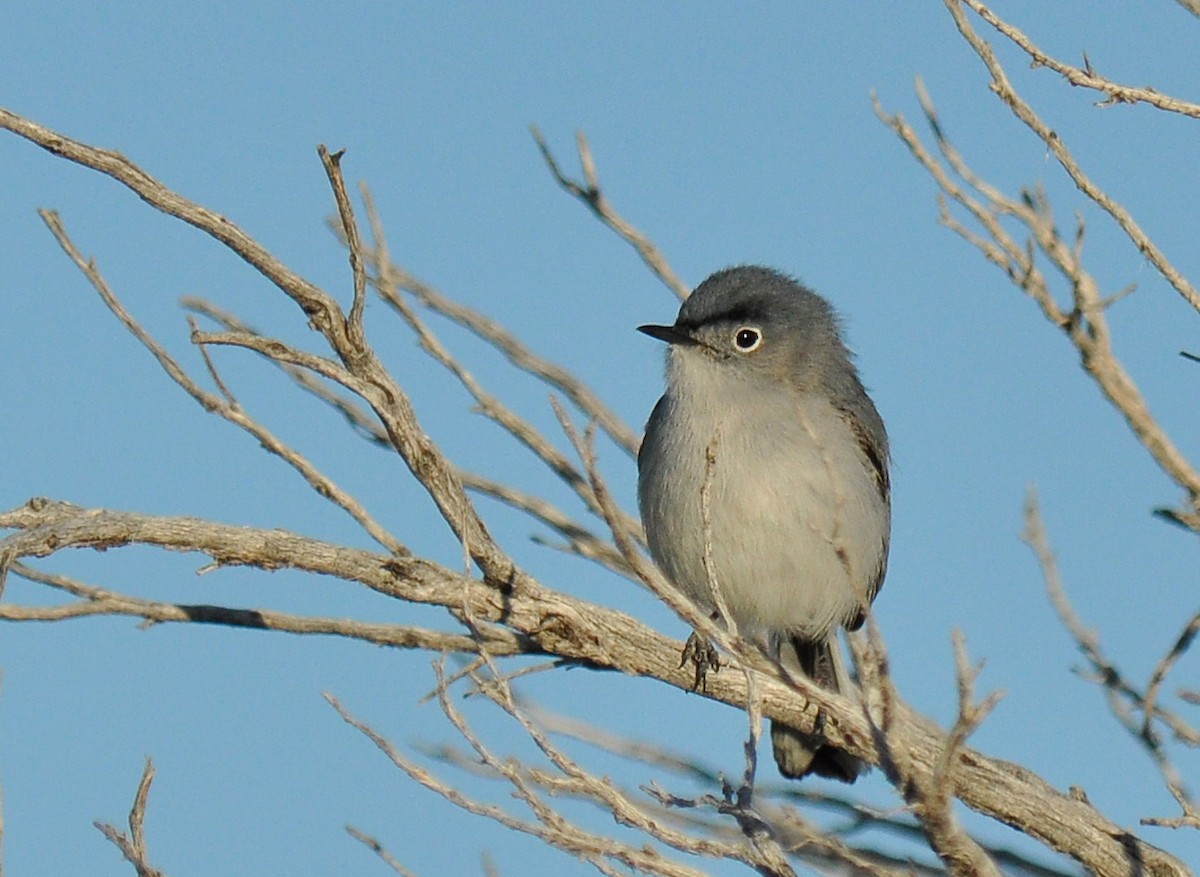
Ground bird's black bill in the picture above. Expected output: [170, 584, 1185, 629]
[638, 323, 696, 345]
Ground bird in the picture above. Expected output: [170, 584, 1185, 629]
[636, 265, 890, 782]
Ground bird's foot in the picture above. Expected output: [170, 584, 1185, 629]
[680, 631, 721, 691]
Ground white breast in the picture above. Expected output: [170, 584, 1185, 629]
[639, 348, 888, 641]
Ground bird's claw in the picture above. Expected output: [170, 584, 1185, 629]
[680, 631, 721, 691]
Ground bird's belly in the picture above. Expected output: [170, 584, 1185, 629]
[641, 394, 886, 640]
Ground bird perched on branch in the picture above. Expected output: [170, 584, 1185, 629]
[637, 265, 890, 782]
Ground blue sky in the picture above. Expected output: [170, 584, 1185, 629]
[3, 3, 1198, 874]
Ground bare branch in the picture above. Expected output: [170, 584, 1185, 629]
[458, 702, 1074, 877]
[182, 296, 382, 436]
[94, 759, 165, 877]
[345, 826, 420, 877]
[938, 631, 1004, 793]
[3, 559, 522, 654]
[38, 209, 407, 556]
[454, 657, 758, 875]
[0, 106, 514, 584]
[530, 126, 690, 301]
[184, 296, 634, 576]
[329, 685, 713, 877]
[943, 0, 1200, 315]
[874, 82, 1200, 524]
[371, 263, 642, 459]
[0, 499, 709, 699]
[346, 185, 641, 459]
[1023, 488, 1199, 829]
[961, 0, 1200, 118]
[317, 145, 368, 343]
[852, 623, 1003, 877]
[371, 260, 626, 536]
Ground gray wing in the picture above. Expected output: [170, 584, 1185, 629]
[837, 400, 891, 631]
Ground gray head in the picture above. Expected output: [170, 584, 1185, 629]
[639, 265, 863, 398]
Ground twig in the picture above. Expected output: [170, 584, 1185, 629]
[454, 703, 1071, 877]
[347, 187, 641, 458]
[183, 296, 635, 576]
[330, 684, 712, 877]
[317, 146, 368, 343]
[94, 758, 165, 877]
[1142, 609, 1200, 745]
[370, 260, 616, 532]
[381, 266, 641, 458]
[936, 631, 1003, 794]
[699, 431, 734, 634]
[530, 127, 690, 301]
[6, 562, 526, 655]
[854, 624, 1003, 877]
[698, 430, 764, 803]
[453, 651, 752, 874]
[0, 106, 514, 584]
[961, 0, 1200, 118]
[875, 80, 1200, 524]
[1023, 488, 1199, 828]
[38, 209, 409, 557]
[944, 0, 1200, 314]
[345, 825, 420, 877]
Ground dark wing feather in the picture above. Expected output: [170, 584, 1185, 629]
[838, 405, 891, 631]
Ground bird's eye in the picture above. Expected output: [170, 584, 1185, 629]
[733, 327, 762, 352]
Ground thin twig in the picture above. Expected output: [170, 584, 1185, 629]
[317, 146, 369, 343]
[855, 624, 1002, 877]
[330, 685, 712, 877]
[1023, 488, 1198, 827]
[961, 0, 1200, 118]
[455, 649, 746, 873]
[330, 190, 641, 457]
[94, 758, 165, 877]
[371, 262, 615, 531]
[698, 430, 763, 803]
[184, 296, 636, 576]
[699, 431, 734, 635]
[345, 825, 420, 877]
[530, 126, 690, 301]
[6, 560, 524, 654]
[38, 209, 408, 557]
[875, 79, 1200, 524]
[945, 0, 1200, 314]
[1142, 609, 1200, 744]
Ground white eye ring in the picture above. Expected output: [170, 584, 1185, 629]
[733, 326, 762, 352]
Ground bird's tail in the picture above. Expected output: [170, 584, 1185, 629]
[770, 634, 863, 782]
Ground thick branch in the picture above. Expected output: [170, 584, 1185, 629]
[1, 498, 1187, 876]
[3, 103, 1191, 875]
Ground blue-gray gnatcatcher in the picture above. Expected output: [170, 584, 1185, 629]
[637, 265, 891, 782]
